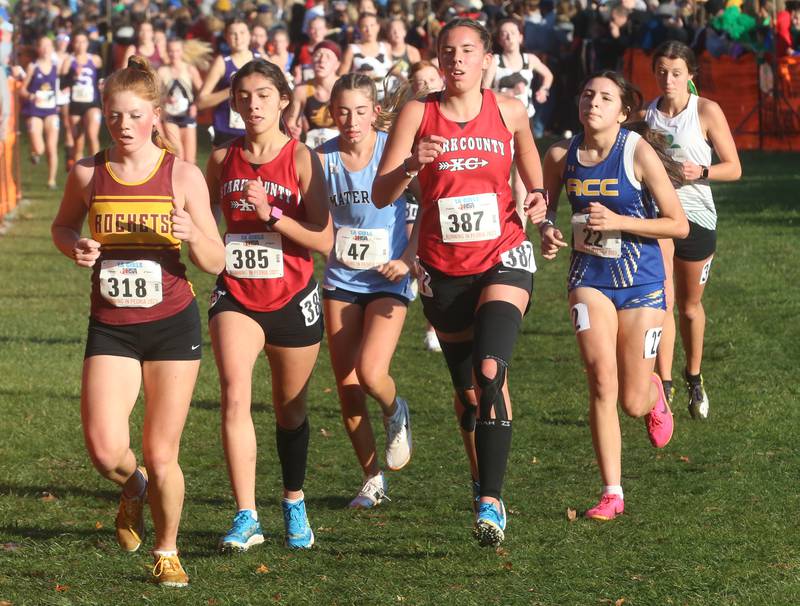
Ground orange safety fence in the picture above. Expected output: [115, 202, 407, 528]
[0, 76, 20, 222]
[624, 48, 800, 151]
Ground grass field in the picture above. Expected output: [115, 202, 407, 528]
[0, 136, 798, 606]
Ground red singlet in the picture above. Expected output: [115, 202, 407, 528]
[416, 89, 524, 276]
[219, 138, 313, 312]
[88, 149, 194, 325]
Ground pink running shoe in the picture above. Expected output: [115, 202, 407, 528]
[645, 373, 674, 448]
[585, 493, 624, 521]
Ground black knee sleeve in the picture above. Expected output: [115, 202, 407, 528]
[473, 301, 522, 421]
[275, 417, 309, 492]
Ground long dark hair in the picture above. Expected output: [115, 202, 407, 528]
[581, 71, 685, 186]
[652, 41, 698, 76]
[230, 58, 292, 101]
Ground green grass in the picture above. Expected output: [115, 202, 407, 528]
[0, 138, 798, 605]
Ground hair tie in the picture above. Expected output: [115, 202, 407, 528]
[688, 80, 698, 95]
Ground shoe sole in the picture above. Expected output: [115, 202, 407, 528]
[219, 534, 265, 553]
[474, 521, 505, 547]
[649, 374, 674, 448]
[158, 581, 189, 588]
[386, 402, 412, 471]
[585, 511, 622, 521]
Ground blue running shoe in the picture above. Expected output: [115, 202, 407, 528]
[282, 498, 315, 549]
[473, 500, 507, 547]
[219, 510, 265, 552]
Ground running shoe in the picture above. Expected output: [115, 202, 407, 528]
[115, 469, 147, 552]
[584, 493, 624, 521]
[282, 498, 314, 549]
[348, 472, 389, 509]
[219, 510, 265, 552]
[30, 153, 40, 165]
[645, 373, 674, 448]
[424, 330, 442, 352]
[152, 553, 189, 588]
[474, 499, 506, 547]
[686, 370, 709, 420]
[384, 397, 412, 471]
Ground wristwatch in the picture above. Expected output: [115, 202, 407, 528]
[265, 205, 283, 227]
[403, 157, 419, 178]
[700, 165, 709, 179]
[530, 188, 549, 202]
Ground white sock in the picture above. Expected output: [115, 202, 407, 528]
[239, 508, 258, 521]
[283, 494, 303, 505]
[153, 549, 177, 557]
[604, 485, 624, 498]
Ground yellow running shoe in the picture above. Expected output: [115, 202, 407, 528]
[152, 553, 189, 588]
[115, 468, 147, 552]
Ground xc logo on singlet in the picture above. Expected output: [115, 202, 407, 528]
[230, 199, 256, 212]
[437, 158, 489, 172]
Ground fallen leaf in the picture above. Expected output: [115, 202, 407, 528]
[507, 507, 519, 515]
[615, 599, 626, 606]
[495, 547, 509, 557]
[2, 543, 19, 552]
[256, 564, 270, 574]
[323, 388, 333, 393]
[54, 584, 69, 592]
[319, 428, 330, 438]
[631, 575, 643, 581]
[94, 521, 103, 529]
[272, 593, 281, 602]
[679, 455, 690, 463]
[207, 599, 220, 606]
[502, 561, 513, 571]
[566, 508, 577, 521]
[396, 597, 405, 602]
[0, 600, 12, 606]
[531, 457, 539, 464]
[40, 492, 57, 502]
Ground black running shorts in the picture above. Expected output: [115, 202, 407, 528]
[674, 221, 716, 262]
[84, 300, 202, 361]
[208, 278, 323, 348]
[418, 260, 533, 334]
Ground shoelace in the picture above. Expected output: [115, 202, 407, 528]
[230, 511, 255, 535]
[284, 502, 306, 532]
[152, 555, 180, 577]
[689, 383, 704, 403]
[360, 477, 390, 502]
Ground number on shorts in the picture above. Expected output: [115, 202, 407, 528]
[299, 288, 321, 327]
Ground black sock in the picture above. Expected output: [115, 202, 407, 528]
[275, 418, 309, 493]
[685, 369, 701, 385]
[663, 379, 672, 395]
[475, 419, 512, 500]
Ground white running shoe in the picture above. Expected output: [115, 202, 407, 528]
[384, 398, 412, 471]
[424, 330, 442, 352]
[348, 472, 389, 509]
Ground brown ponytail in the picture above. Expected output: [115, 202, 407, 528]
[103, 55, 175, 153]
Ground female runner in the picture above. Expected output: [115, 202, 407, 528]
[157, 38, 203, 164]
[205, 59, 332, 552]
[320, 73, 415, 509]
[51, 56, 225, 586]
[644, 41, 741, 418]
[540, 71, 688, 520]
[374, 19, 547, 547]
[339, 13, 395, 98]
[196, 17, 258, 148]
[20, 35, 59, 188]
[61, 31, 103, 168]
[286, 41, 341, 148]
[482, 18, 553, 226]
[123, 21, 165, 69]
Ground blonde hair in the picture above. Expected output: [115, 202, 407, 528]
[102, 55, 174, 153]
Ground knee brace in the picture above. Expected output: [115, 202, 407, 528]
[439, 340, 477, 432]
[473, 301, 522, 422]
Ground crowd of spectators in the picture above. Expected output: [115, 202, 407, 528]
[5, 0, 800, 137]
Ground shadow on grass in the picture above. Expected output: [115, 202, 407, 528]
[0, 335, 83, 346]
[0, 482, 118, 502]
[540, 415, 588, 428]
[191, 399, 274, 413]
